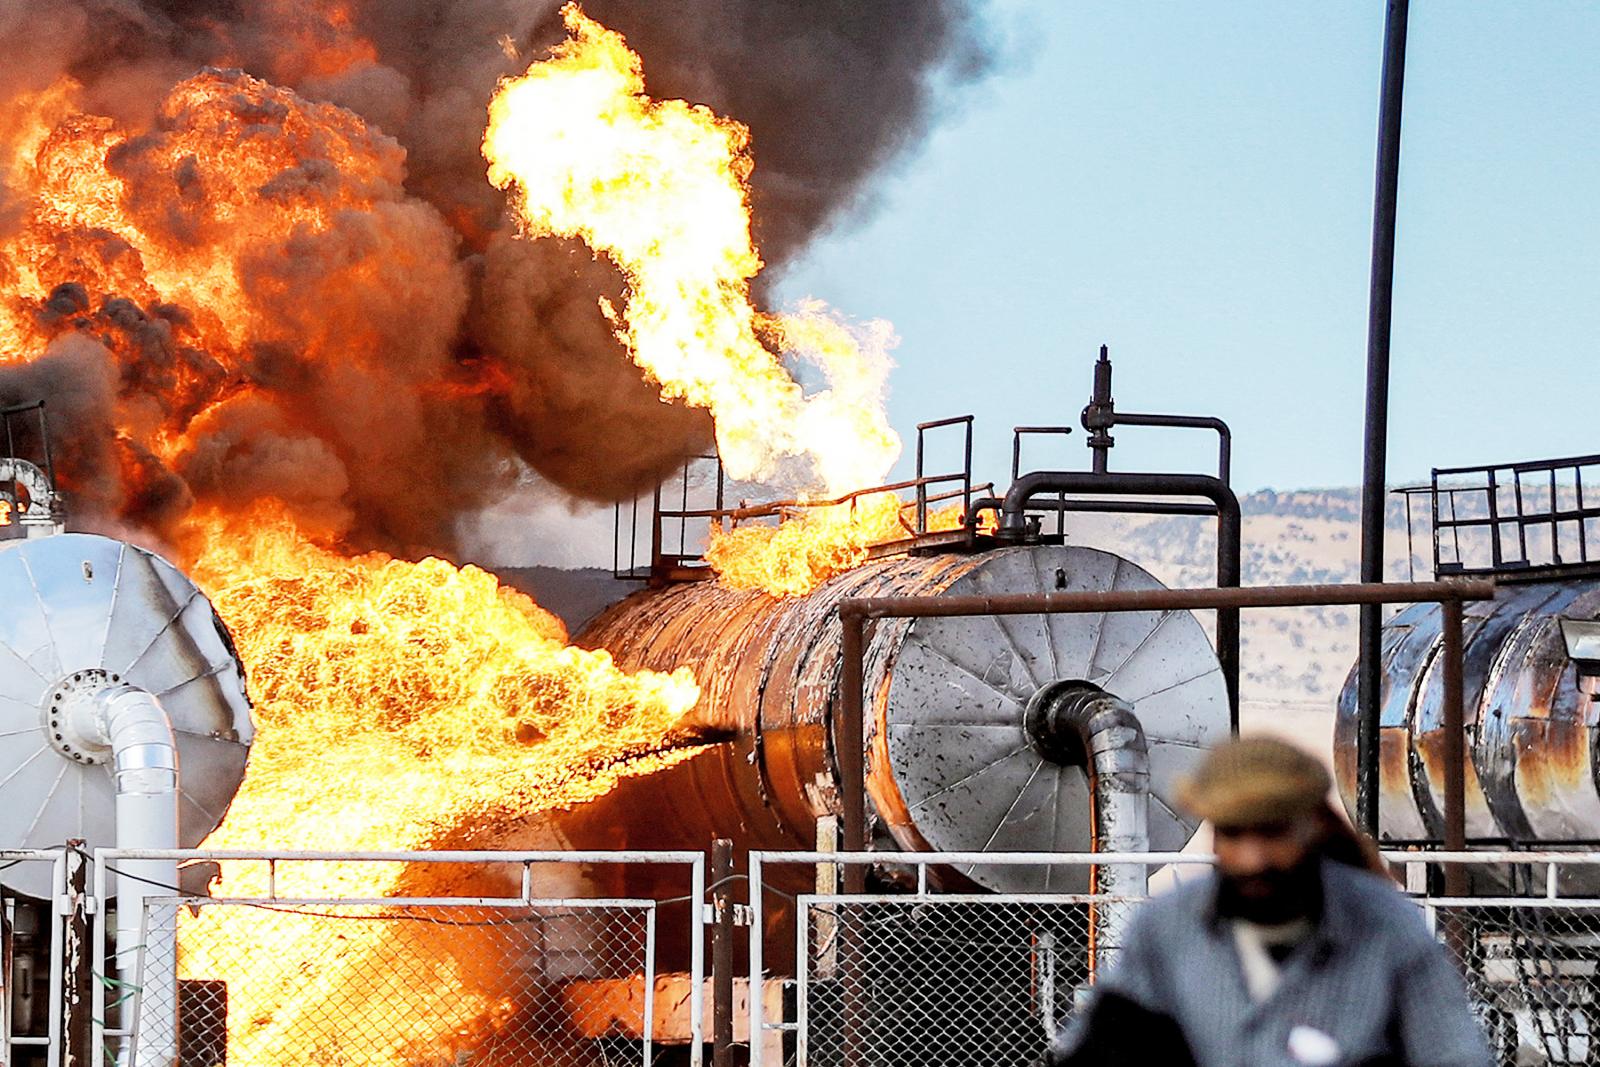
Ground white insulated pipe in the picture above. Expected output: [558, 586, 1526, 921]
[63, 683, 180, 1067]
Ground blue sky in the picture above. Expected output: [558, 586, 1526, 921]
[773, 2, 1600, 495]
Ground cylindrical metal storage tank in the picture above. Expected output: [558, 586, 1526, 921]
[0, 533, 254, 896]
[1335, 579, 1600, 844]
[576, 544, 1229, 891]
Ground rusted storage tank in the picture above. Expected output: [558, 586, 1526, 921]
[574, 544, 1229, 891]
[1334, 580, 1600, 844]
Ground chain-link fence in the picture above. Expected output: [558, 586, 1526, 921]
[1428, 902, 1600, 1066]
[131, 898, 655, 1067]
[797, 895, 1106, 1067]
[91, 849, 705, 1067]
[749, 850, 1208, 1067]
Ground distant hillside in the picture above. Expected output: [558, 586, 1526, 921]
[1062, 488, 1428, 721]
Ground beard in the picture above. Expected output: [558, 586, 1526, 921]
[1215, 856, 1324, 925]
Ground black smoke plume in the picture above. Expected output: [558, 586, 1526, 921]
[0, 0, 989, 559]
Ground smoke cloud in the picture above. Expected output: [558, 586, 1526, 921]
[0, 0, 990, 560]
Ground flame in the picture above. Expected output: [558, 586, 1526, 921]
[484, 4, 901, 495]
[174, 504, 699, 1066]
[705, 493, 984, 597]
[184, 505, 700, 854]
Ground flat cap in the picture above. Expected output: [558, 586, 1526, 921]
[1177, 736, 1332, 827]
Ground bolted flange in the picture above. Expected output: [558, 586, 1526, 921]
[40, 668, 121, 765]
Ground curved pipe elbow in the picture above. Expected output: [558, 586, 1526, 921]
[999, 470, 1240, 537]
[1024, 682, 1150, 857]
[93, 684, 179, 797]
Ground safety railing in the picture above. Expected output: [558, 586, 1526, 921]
[90, 848, 706, 1067]
[1415, 455, 1600, 581]
[0, 849, 67, 1067]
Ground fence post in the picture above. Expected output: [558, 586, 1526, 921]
[712, 839, 734, 1067]
[61, 844, 90, 1067]
[747, 854, 765, 1067]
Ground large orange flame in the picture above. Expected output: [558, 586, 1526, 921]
[177, 505, 699, 1066]
[484, 4, 901, 496]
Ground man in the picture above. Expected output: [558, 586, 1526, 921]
[1050, 737, 1492, 1067]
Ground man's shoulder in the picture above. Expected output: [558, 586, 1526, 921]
[1321, 860, 1433, 947]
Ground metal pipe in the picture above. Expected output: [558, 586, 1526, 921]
[996, 469, 1243, 722]
[1084, 345, 1114, 475]
[960, 415, 972, 518]
[915, 423, 927, 533]
[847, 579, 1491, 619]
[63, 844, 89, 1067]
[1024, 683, 1149, 912]
[839, 611, 866, 893]
[1037, 499, 1217, 518]
[77, 686, 179, 1067]
[711, 838, 734, 1067]
[1441, 599, 1467, 895]
[746, 853, 765, 1067]
[650, 485, 664, 583]
[1356, 0, 1411, 838]
[1110, 412, 1232, 485]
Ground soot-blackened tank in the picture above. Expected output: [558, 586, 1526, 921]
[574, 544, 1229, 891]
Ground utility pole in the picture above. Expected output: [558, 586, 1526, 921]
[1357, 0, 1411, 837]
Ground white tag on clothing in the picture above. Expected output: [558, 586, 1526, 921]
[1287, 1025, 1342, 1066]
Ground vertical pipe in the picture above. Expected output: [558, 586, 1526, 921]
[963, 417, 974, 520]
[37, 404, 54, 492]
[1441, 598, 1467, 896]
[715, 460, 726, 534]
[1404, 492, 1416, 582]
[1356, 0, 1411, 838]
[4, 414, 18, 521]
[838, 608, 866, 894]
[746, 854, 764, 1067]
[1214, 500, 1243, 730]
[1087, 346, 1112, 475]
[630, 495, 640, 577]
[680, 462, 690, 558]
[711, 839, 734, 1067]
[650, 485, 664, 583]
[915, 426, 927, 534]
[689, 855, 706, 1067]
